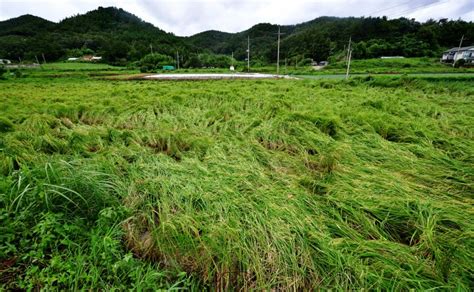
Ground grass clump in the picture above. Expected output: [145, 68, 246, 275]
[0, 71, 473, 289]
[0, 117, 14, 133]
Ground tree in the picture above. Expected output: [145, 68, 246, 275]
[184, 55, 201, 68]
[139, 53, 174, 72]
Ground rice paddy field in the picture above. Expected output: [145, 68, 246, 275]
[0, 68, 473, 290]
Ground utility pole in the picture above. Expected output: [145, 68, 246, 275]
[345, 37, 352, 79]
[285, 57, 287, 74]
[35, 55, 42, 69]
[150, 44, 153, 54]
[42, 53, 46, 64]
[247, 36, 250, 72]
[176, 51, 180, 69]
[453, 35, 464, 67]
[275, 26, 285, 74]
[346, 37, 351, 60]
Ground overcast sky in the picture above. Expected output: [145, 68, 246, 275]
[0, 0, 473, 36]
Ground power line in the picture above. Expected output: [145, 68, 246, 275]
[387, 0, 448, 18]
[366, 0, 417, 16]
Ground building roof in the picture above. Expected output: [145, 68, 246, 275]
[444, 46, 474, 53]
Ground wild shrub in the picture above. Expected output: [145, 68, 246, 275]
[4, 160, 123, 219]
[139, 53, 174, 71]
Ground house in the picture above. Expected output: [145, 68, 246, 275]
[441, 46, 474, 64]
[0, 59, 12, 65]
[456, 47, 474, 66]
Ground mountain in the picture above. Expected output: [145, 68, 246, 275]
[0, 6, 473, 65]
[0, 14, 54, 37]
[188, 16, 474, 63]
[186, 30, 233, 53]
[0, 7, 184, 63]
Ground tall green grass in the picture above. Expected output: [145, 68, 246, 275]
[0, 74, 473, 289]
[320, 57, 474, 74]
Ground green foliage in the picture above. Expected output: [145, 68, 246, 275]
[12, 69, 23, 78]
[139, 53, 174, 72]
[188, 17, 474, 63]
[0, 7, 183, 63]
[197, 53, 234, 68]
[0, 117, 14, 132]
[319, 57, 474, 74]
[65, 47, 95, 58]
[184, 54, 202, 68]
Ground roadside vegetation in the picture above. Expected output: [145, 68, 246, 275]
[320, 57, 474, 74]
[0, 66, 473, 289]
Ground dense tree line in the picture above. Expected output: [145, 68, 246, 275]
[200, 16, 474, 63]
[0, 7, 473, 66]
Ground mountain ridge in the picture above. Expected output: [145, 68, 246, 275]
[0, 6, 473, 65]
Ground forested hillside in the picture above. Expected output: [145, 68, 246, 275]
[0, 7, 184, 64]
[0, 6, 473, 65]
[192, 16, 474, 63]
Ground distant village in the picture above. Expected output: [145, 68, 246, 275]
[0, 55, 102, 67]
[1, 46, 474, 68]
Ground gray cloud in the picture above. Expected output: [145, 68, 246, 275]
[0, 0, 472, 36]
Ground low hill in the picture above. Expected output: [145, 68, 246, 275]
[0, 7, 183, 63]
[0, 14, 54, 37]
[0, 6, 473, 64]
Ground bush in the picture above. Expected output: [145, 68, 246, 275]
[184, 53, 233, 68]
[298, 58, 313, 66]
[140, 66, 152, 73]
[10, 69, 23, 78]
[139, 53, 174, 71]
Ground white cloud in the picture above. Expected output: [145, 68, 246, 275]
[0, 0, 472, 36]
